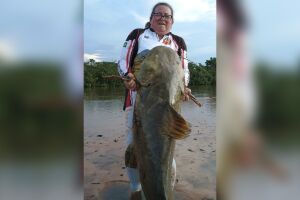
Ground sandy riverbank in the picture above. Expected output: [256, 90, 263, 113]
[84, 96, 216, 200]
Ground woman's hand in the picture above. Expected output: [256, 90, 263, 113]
[182, 87, 191, 101]
[124, 73, 136, 90]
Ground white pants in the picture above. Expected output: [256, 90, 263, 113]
[125, 103, 177, 192]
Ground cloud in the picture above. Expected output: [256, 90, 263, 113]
[128, 0, 215, 25]
[83, 0, 216, 64]
[84, 53, 102, 62]
[0, 39, 16, 60]
[195, 46, 215, 55]
[148, 0, 215, 22]
[130, 11, 149, 26]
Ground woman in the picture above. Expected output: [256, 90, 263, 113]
[118, 2, 191, 199]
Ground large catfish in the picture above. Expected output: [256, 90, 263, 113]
[133, 46, 191, 199]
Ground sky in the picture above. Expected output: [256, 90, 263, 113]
[84, 0, 216, 64]
[243, 0, 300, 68]
[0, 0, 299, 67]
[0, 0, 82, 62]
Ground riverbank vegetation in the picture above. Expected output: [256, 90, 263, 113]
[84, 57, 216, 88]
[254, 62, 300, 146]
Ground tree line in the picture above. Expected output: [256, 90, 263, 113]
[84, 57, 216, 88]
[254, 62, 300, 146]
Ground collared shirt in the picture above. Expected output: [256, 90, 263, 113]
[137, 28, 179, 54]
[118, 28, 189, 110]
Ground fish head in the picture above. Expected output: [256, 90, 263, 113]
[133, 48, 191, 200]
[135, 46, 185, 99]
[135, 50, 161, 87]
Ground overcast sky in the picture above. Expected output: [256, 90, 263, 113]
[244, 0, 300, 67]
[84, 0, 216, 64]
[0, 0, 299, 67]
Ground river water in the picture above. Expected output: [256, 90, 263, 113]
[84, 86, 216, 200]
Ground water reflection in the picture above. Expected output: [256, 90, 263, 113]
[84, 87, 125, 101]
[84, 86, 216, 200]
[84, 86, 215, 100]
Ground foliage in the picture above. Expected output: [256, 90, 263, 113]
[255, 62, 300, 145]
[84, 59, 122, 88]
[84, 57, 216, 88]
[0, 64, 81, 159]
[188, 57, 216, 86]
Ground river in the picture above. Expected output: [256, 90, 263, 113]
[84, 86, 216, 200]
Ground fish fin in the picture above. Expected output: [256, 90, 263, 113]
[161, 103, 191, 140]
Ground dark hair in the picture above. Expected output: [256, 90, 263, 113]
[218, 0, 247, 30]
[145, 2, 174, 28]
[218, 0, 247, 42]
[145, 22, 151, 28]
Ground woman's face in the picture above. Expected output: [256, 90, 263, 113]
[150, 5, 173, 37]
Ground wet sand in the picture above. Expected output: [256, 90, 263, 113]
[84, 88, 216, 200]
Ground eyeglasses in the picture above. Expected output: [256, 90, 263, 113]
[152, 12, 173, 20]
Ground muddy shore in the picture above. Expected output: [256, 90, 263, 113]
[84, 89, 216, 200]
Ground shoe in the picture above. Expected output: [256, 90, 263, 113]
[130, 191, 142, 200]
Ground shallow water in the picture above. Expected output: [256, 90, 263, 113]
[84, 86, 216, 200]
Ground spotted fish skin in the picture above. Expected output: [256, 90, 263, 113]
[133, 46, 191, 200]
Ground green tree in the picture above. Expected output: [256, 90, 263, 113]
[188, 57, 216, 86]
[84, 57, 216, 88]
